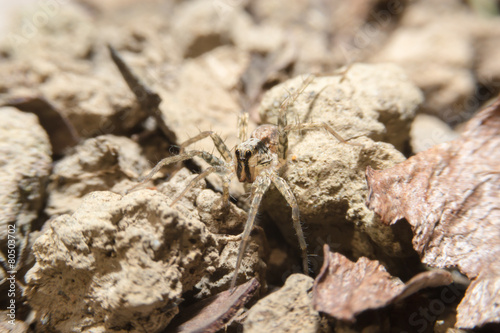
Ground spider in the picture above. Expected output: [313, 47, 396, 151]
[128, 75, 361, 289]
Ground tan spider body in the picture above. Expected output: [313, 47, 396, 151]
[128, 76, 360, 289]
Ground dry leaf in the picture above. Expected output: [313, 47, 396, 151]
[312, 245, 452, 321]
[366, 98, 500, 328]
[164, 278, 260, 333]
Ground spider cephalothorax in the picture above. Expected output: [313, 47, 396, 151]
[234, 126, 280, 183]
[128, 76, 362, 289]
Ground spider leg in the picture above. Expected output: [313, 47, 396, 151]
[180, 131, 232, 163]
[237, 112, 249, 142]
[220, 172, 233, 211]
[284, 122, 363, 147]
[170, 165, 231, 207]
[278, 75, 316, 160]
[230, 175, 271, 290]
[127, 150, 225, 194]
[277, 94, 288, 161]
[269, 174, 308, 275]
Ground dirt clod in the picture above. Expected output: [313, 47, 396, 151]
[0, 107, 51, 243]
[244, 274, 323, 333]
[27, 190, 219, 332]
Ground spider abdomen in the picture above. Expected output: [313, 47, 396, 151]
[249, 124, 279, 155]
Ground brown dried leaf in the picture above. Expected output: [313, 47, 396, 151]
[312, 245, 452, 321]
[164, 278, 260, 333]
[393, 269, 454, 303]
[366, 98, 500, 328]
[312, 245, 404, 321]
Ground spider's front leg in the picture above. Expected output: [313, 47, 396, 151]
[127, 150, 225, 197]
[269, 174, 309, 275]
[177, 131, 236, 210]
[128, 127, 237, 206]
[231, 175, 271, 290]
[179, 131, 233, 163]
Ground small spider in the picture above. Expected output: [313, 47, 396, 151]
[129, 76, 361, 289]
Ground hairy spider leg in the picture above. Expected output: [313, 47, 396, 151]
[278, 75, 315, 160]
[128, 128, 237, 205]
[170, 165, 231, 207]
[177, 130, 237, 207]
[221, 172, 233, 209]
[126, 150, 225, 194]
[179, 130, 233, 163]
[237, 112, 249, 142]
[269, 173, 308, 274]
[284, 122, 364, 147]
[231, 174, 271, 290]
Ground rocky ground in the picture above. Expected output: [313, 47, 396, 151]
[0, 1, 499, 332]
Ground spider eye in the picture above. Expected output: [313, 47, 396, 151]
[235, 150, 240, 158]
[245, 150, 252, 159]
